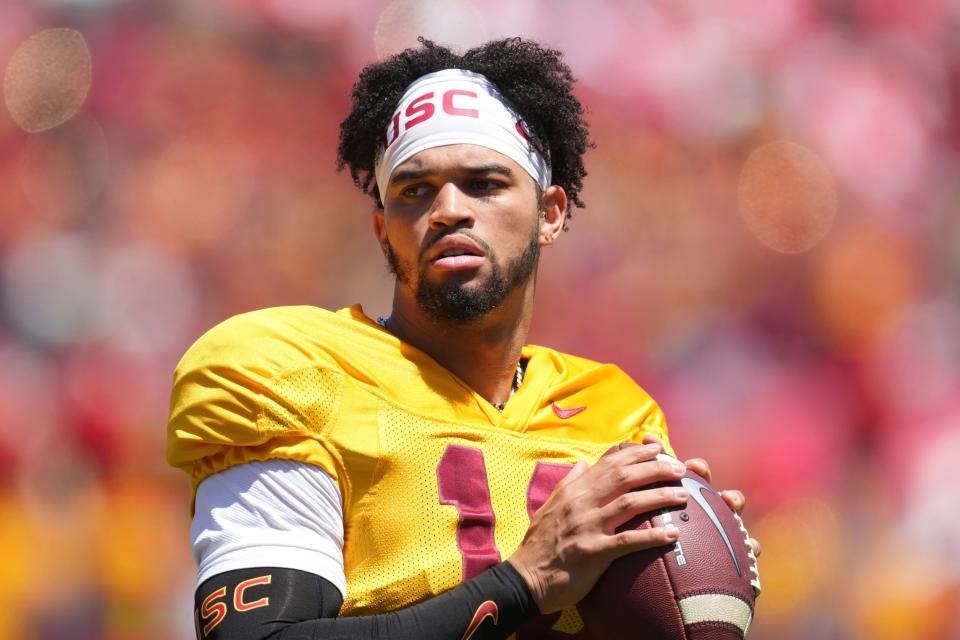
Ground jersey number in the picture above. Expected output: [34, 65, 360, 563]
[436, 444, 587, 638]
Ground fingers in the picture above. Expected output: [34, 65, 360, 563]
[640, 434, 665, 450]
[558, 459, 589, 486]
[638, 435, 708, 482]
[600, 484, 689, 533]
[680, 454, 747, 516]
[605, 441, 661, 464]
[684, 457, 710, 482]
[582, 448, 687, 507]
[720, 489, 746, 514]
[509, 442, 694, 614]
[598, 521, 681, 558]
[720, 490, 759, 558]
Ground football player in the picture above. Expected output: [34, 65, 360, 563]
[168, 38, 758, 640]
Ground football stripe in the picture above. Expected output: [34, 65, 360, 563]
[678, 594, 753, 635]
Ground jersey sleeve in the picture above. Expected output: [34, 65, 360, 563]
[167, 309, 348, 512]
[631, 394, 673, 456]
[592, 360, 674, 456]
[192, 459, 347, 597]
[538, 349, 676, 457]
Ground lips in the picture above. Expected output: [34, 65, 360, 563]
[426, 235, 486, 271]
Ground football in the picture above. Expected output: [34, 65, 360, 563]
[579, 452, 761, 639]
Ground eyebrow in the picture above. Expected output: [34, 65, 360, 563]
[390, 163, 515, 186]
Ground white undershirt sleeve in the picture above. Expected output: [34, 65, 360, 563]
[191, 458, 347, 599]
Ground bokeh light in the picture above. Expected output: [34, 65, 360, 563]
[747, 499, 842, 631]
[17, 116, 110, 224]
[737, 140, 837, 254]
[0, 343, 61, 468]
[902, 417, 960, 574]
[0, 3, 957, 639]
[2, 231, 99, 346]
[850, 531, 956, 640]
[812, 224, 917, 353]
[3, 28, 92, 133]
[374, 0, 489, 59]
[117, 136, 253, 255]
[94, 243, 200, 356]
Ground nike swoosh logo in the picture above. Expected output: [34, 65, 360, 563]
[551, 402, 587, 419]
[680, 476, 742, 576]
[462, 600, 499, 640]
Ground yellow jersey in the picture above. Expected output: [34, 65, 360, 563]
[167, 305, 672, 634]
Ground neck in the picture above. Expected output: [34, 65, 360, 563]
[383, 281, 535, 408]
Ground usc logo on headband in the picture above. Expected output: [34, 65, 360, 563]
[375, 69, 552, 196]
[384, 89, 480, 148]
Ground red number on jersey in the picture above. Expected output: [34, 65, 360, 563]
[437, 444, 502, 580]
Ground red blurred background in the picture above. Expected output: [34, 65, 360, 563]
[1, 1, 959, 638]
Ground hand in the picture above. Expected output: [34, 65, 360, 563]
[507, 442, 689, 614]
[642, 435, 762, 558]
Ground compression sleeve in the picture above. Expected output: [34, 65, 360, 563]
[194, 562, 537, 640]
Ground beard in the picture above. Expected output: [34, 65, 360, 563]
[385, 226, 541, 325]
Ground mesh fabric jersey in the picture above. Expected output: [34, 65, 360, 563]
[167, 305, 673, 633]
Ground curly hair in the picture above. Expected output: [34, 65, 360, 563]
[336, 38, 593, 224]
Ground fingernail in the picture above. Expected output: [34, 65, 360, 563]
[664, 523, 679, 540]
[674, 488, 689, 499]
[644, 443, 661, 452]
[672, 461, 687, 474]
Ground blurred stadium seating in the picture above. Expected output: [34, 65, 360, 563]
[1, 0, 958, 638]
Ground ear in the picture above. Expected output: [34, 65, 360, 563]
[539, 185, 567, 247]
[371, 207, 389, 257]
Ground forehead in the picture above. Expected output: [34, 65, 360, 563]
[389, 144, 525, 182]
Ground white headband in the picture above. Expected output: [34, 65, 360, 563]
[375, 69, 551, 200]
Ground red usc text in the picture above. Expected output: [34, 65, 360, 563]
[385, 89, 480, 147]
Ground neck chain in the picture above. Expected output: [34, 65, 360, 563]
[377, 315, 524, 411]
[494, 361, 524, 411]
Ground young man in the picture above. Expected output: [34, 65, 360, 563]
[168, 38, 757, 639]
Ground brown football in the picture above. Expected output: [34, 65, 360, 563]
[579, 452, 761, 639]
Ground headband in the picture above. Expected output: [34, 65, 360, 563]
[374, 69, 551, 200]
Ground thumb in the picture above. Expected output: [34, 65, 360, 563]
[640, 434, 665, 452]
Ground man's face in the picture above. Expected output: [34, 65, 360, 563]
[375, 144, 545, 324]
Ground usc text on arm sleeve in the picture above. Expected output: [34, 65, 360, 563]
[194, 562, 537, 640]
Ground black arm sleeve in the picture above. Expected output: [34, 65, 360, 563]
[193, 562, 538, 640]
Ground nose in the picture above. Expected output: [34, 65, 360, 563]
[428, 182, 475, 229]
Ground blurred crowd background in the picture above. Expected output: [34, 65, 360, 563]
[1, 0, 958, 638]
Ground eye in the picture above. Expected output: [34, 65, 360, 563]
[468, 179, 504, 194]
[400, 184, 431, 199]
